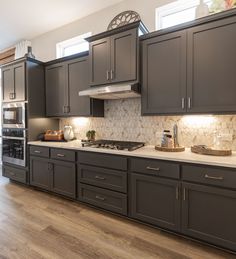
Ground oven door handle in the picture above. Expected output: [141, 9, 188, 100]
[2, 136, 25, 140]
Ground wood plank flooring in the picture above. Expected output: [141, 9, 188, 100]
[0, 175, 235, 259]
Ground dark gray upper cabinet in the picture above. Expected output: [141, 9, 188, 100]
[141, 12, 236, 115]
[2, 61, 25, 102]
[87, 22, 148, 87]
[130, 173, 181, 232]
[89, 37, 110, 86]
[142, 31, 187, 115]
[187, 16, 236, 113]
[45, 63, 66, 116]
[45, 53, 104, 117]
[182, 183, 236, 251]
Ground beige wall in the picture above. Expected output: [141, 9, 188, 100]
[31, 0, 174, 62]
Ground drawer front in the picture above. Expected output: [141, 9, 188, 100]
[30, 146, 49, 158]
[130, 158, 180, 179]
[3, 165, 27, 183]
[51, 148, 76, 162]
[79, 184, 127, 215]
[78, 152, 127, 170]
[78, 165, 127, 193]
[182, 165, 236, 189]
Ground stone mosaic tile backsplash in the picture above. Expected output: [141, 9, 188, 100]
[60, 98, 236, 150]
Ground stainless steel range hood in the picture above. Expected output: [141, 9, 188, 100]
[79, 83, 140, 100]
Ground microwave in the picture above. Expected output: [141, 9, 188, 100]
[2, 102, 26, 128]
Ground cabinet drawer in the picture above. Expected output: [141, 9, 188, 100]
[51, 148, 76, 162]
[78, 152, 127, 170]
[79, 184, 127, 215]
[130, 158, 180, 179]
[30, 146, 49, 158]
[78, 165, 127, 193]
[3, 165, 27, 184]
[182, 165, 236, 189]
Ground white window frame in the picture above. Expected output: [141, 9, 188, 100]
[156, 0, 212, 30]
[56, 32, 91, 58]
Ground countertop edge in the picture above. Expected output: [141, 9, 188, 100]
[28, 141, 236, 169]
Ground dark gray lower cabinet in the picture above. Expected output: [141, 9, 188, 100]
[79, 183, 127, 215]
[130, 173, 181, 231]
[30, 157, 51, 190]
[30, 156, 76, 198]
[51, 160, 76, 198]
[182, 183, 236, 251]
[3, 165, 27, 184]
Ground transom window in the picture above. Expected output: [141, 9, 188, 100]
[156, 0, 212, 30]
[56, 32, 91, 58]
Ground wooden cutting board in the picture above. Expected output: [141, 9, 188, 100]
[191, 145, 232, 156]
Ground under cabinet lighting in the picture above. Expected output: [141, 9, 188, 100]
[181, 115, 216, 128]
[72, 117, 89, 127]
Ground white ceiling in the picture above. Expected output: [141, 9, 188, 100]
[0, 0, 124, 51]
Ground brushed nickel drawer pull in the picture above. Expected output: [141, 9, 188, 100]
[181, 98, 185, 109]
[176, 187, 179, 200]
[95, 195, 105, 201]
[95, 176, 106, 180]
[183, 188, 186, 201]
[146, 166, 160, 172]
[204, 174, 224, 181]
[106, 70, 110, 81]
[34, 150, 41, 154]
[57, 154, 65, 157]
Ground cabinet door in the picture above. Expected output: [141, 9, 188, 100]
[13, 62, 25, 101]
[89, 37, 110, 86]
[187, 16, 236, 113]
[130, 173, 181, 231]
[51, 160, 76, 198]
[182, 183, 236, 251]
[142, 31, 187, 115]
[30, 157, 50, 190]
[67, 57, 91, 116]
[110, 28, 137, 83]
[46, 63, 66, 116]
[2, 66, 14, 102]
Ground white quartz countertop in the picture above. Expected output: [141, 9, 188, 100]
[28, 140, 236, 169]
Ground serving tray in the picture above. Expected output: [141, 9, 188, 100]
[191, 145, 232, 156]
[155, 145, 185, 152]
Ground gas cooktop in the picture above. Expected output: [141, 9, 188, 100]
[81, 140, 145, 151]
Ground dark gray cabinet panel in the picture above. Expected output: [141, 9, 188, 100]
[13, 62, 25, 101]
[45, 55, 104, 117]
[110, 28, 137, 83]
[142, 31, 187, 115]
[78, 164, 127, 193]
[78, 151, 127, 171]
[2, 66, 13, 102]
[3, 165, 27, 184]
[89, 37, 110, 86]
[130, 173, 181, 231]
[51, 160, 76, 198]
[182, 183, 236, 251]
[79, 183, 127, 215]
[187, 16, 236, 113]
[30, 157, 51, 190]
[45, 63, 66, 116]
[2, 61, 25, 102]
[182, 164, 236, 190]
[30, 146, 50, 158]
[51, 148, 76, 162]
[67, 57, 90, 116]
[130, 158, 180, 179]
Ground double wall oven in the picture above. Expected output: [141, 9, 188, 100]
[2, 102, 27, 167]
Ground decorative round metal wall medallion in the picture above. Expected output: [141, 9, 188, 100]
[107, 10, 141, 31]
